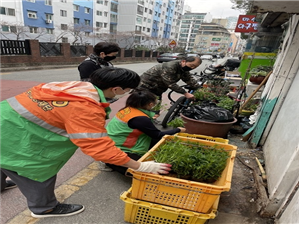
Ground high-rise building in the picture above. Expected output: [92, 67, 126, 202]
[0, 0, 184, 49]
[178, 12, 210, 52]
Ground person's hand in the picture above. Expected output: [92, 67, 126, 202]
[177, 127, 186, 133]
[184, 92, 195, 100]
[136, 161, 172, 174]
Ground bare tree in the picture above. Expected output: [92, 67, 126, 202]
[0, 21, 27, 40]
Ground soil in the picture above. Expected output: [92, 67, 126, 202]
[219, 132, 274, 224]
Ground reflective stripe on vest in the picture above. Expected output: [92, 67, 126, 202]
[7, 97, 108, 140]
[68, 132, 108, 139]
[7, 97, 69, 137]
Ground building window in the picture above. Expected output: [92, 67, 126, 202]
[46, 28, 53, 34]
[96, 10, 102, 16]
[97, 0, 103, 4]
[84, 7, 90, 14]
[60, 0, 67, 2]
[62, 37, 68, 43]
[29, 27, 38, 33]
[1, 25, 10, 32]
[60, 10, 67, 17]
[45, 14, 52, 20]
[104, 0, 108, 6]
[45, 0, 52, 6]
[110, 14, 117, 23]
[0, 7, 15, 16]
[84, 20, 90, 25]
[27, 0, 35, 2]
[61, 24, 67, 30]
[28, 11, 37, 19]
[104, 23, 107, 28]
[73, 5, 79, 11]
[96, 22, 103, 27]
[104, 12, 108, 17]
[85, 32, 90, 36]
[74, 18, 80, 24]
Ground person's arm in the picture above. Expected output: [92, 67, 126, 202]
[66, 105, 171, 174]
[160, 64, 187, 94]
[128, 116, 181, 139]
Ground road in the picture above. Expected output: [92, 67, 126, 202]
[0, 60, 215, 82]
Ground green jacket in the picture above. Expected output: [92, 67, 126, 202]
[0, 81, 130, 182]
[106, 107, 155, 156]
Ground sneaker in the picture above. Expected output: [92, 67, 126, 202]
[98, 161, 113, 172]
[4, 180, 17, 190]
[31, 203, 85, 218]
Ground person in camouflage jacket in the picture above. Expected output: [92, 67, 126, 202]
[138, 56, 202, 117]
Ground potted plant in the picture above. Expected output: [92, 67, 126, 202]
[249, 65, 273, 84]
[179, 87, 237, 138]
[153, 138, 230, 182]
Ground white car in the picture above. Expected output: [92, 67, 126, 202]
[200, 55, 213, 60]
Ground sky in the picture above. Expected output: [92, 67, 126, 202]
[184, 0, 244, 18]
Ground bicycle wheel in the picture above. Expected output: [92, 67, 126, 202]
[161, 96, 187, 128]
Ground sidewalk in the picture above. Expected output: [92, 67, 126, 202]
[0, 73, 274, 224]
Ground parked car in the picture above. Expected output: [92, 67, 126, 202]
[200, 54, 213, 60]
[187, 53, 201, 58]
[157, 53, 187, 63]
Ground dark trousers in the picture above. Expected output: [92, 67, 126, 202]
[1, 168, 58, 214]
[105, 153, 141, 175]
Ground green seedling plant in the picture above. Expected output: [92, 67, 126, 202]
[152, 138, 230, 182]
[167, 117, 184, 127]
[217, 97, 236, 111]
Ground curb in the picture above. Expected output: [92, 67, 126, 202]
[7, 162, 101, 224]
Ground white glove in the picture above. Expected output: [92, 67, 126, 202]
[136, 161, 171, 174]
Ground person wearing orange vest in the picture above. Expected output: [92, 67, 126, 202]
[0, 67, 172, 218]
[105, 89, 186, 174]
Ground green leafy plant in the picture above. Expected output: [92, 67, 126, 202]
[249, 65, 273, 77]
[153, 138, 230, 182]
[167, 117, 184, 127]
[217, 97, 236, 111]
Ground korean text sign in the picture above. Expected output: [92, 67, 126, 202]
[235, 15, 258, 33]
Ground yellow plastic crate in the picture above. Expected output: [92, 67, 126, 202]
[175, 133, 229, 144]
[120, 188, 219, 224]
[127, 135, 237, 213]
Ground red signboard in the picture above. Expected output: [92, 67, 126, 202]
[235, 15, 258, 33]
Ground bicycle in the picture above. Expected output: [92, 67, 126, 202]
[161, 70, 229, 128]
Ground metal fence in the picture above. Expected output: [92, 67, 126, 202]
[0, 40, 31, 55]
[39, 42, 62, 56]
[70, 45, 86, 57]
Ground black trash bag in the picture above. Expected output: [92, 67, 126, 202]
[183, 101, 234, 122]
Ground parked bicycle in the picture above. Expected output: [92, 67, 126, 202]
[161, 71, 229, 128]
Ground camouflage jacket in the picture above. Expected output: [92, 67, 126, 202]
[139, 60, 199, 96]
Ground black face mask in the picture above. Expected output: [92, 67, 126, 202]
[103, 55, 116, 61]
[182, 66, 193, 71]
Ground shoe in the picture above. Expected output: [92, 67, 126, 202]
[4, 180, 17, 190]
[31, 203, 85, 218]
[98, 161, 113, 172]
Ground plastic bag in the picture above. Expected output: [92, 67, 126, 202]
[183, 101, 234, 122]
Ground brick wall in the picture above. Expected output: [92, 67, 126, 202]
[0, 40, 159, 67]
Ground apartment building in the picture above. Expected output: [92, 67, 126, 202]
[178, 12, 212, 52]
[117, 0, 184, 49]
[0, 0, 183, 49]
[193, 22, 231, 54]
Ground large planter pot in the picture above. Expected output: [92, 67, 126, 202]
[180, 114, 237, 138]
[249, 76, 266, 84]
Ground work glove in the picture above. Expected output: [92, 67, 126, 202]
[136, 161, 172, 174]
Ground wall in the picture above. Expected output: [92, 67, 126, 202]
[0, 39, 159, 67]
[247, 15, 299, 223]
